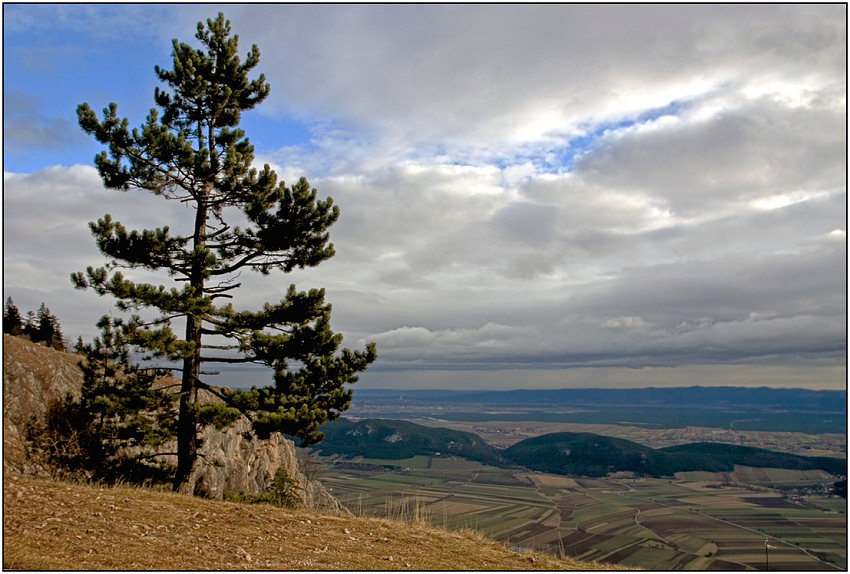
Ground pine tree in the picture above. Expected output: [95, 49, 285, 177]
[34, 303, 65, 350]
[22, 310, 37, 341]
[73, 13, 376, 494]
[3, 297, 24, 336]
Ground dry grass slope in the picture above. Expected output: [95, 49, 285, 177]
[4, 475, 623, 570]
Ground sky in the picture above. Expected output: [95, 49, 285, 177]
[3, 4, 846, 391]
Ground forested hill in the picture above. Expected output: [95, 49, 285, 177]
[503, 432, 847, 479]
[313, 418, 504, 466]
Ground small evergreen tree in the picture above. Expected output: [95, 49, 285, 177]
[34, 303, 66, 350]
[22, 310, 37, 341]
[73, 13, 376, 494]
[27, 316, 178, 483]
[3, 297, 24, 336]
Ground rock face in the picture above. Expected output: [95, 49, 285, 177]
[3, 334, 83, 476]
[184, 409, 345, 513]
[3, 334, 346, 514]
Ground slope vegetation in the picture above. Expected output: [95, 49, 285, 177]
[3, 474, 615, 570]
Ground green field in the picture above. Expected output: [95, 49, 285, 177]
[311, 453, 846, 571]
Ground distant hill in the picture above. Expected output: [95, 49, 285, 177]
[502, 432, 721, 477]
[660, 442, 848, 477]
[313, 418, 505, 466]
[503, 432, 847, 478]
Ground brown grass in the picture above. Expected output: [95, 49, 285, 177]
[4, 474, 625, 570]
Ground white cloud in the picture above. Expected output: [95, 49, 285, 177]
[3, 4, 845, 390]
[227, 4, 845, 155]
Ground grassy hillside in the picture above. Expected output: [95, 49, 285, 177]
[504, 432, 847, 478]
[315, 418, 505, 466]
[3, 474, 617, 570]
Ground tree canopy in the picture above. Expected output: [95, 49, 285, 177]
[73, 13, 376, 494]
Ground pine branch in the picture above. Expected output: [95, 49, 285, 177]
[195, 379, 252, 422]
[205, 282, 241, 294]
[198, 355, 259, 364]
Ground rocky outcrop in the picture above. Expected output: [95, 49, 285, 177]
[3, 334, 83, 476]
[3, 334, 345, 514]
[177, 405, 345, 513]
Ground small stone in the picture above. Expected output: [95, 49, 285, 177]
[236, 547, 252, 562]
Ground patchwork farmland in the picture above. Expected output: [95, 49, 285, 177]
[312, 454, 846, 570]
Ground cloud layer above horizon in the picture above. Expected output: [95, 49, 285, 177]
[3, 4, 846, 389]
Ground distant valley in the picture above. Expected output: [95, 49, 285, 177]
[308, 387, 846, 570]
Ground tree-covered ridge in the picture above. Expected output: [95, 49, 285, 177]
[659, 442, 847, 477]
[314, 418, 505, 466]
[503, 432, 847, 478]
[71, 13, 375, 494]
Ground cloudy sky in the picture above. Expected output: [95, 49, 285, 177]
[4, 4, 846, 390]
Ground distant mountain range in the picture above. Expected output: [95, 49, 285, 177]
[315, 418, 847, 479]
[353, 386, 846, 411]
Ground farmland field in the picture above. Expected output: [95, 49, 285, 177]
[309, 453, 846, 570]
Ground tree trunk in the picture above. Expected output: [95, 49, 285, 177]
[173, 193, 209, 494]
[173, 318, 200, 494]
